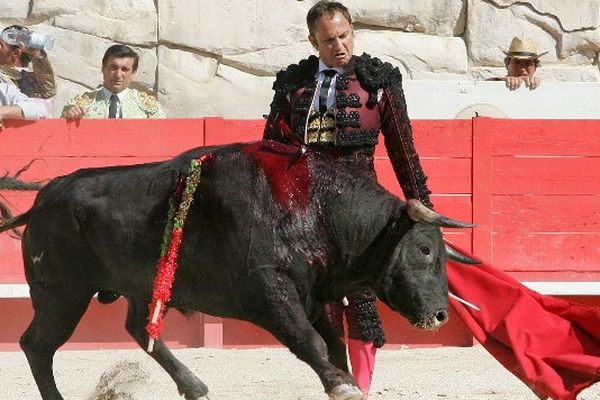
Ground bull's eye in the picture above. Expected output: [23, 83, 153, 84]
[419, 246, 430, 256]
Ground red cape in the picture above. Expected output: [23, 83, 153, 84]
[447, 247, 600, 400]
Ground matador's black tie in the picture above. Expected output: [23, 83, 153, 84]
[108, 94, 119, 118]
[319, 69, 337, 114]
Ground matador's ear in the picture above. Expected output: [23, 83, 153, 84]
[308, 35, 318, 50]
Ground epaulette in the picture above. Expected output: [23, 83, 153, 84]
[0, 65, 21, 83]
[134, 89, 161, 113]
[272, 55, 319, 95]
[354, 53, 402, 106]
[71, 90, 97, 109]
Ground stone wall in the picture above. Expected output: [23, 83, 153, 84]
[2, 0, 599, 118]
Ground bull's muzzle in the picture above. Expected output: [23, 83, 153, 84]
[415, 309, 449, 330]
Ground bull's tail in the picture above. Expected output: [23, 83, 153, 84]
[0, 210, 31, 234]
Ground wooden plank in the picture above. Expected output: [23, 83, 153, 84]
[204, 117, 264, 145]
[374, 158, 472, 195]
[492, 232, 600, 273]
[434, 196, 473, 223]
[493, 194, 600, 233]
[375, 119, 473, 158]
[1, 156, 174, 183]
[0, 119, 205, 157]
[510, 270, 600, 282]
[492, 156, 600, 195]
[489, 119, 600, 156]
[442, 231, 472, 251]
[0, 236, 22, 273]
[471, 117, 492, 261]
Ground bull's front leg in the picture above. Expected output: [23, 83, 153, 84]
[246, 269, 363, 400]
[312, 303, 349, 373]
[124, 298, 209, 400]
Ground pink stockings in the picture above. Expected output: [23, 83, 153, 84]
[348, 338, 376, 399]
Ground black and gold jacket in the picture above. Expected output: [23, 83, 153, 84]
[263, 52, 431, 206]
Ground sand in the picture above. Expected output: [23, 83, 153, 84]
[2, 345, 600, 399]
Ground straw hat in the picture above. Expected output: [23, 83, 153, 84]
[502, 37, 548, 59]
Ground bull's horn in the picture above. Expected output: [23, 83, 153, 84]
[445, 244, 481, 265]
[406, 199, 475, 228]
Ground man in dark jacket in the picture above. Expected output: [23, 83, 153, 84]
[263, 1, 433, 397]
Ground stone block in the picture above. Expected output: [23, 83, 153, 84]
[355, 30, 468, 79]
[491, 0, 600, 31]
[466, 0, 556, 65]
[0, 1, 29, 21]
[32, 0, 157, 44]
[157, 46, 273, 119]
[345, 0, 466, 36]
[159, 0, 308, 55]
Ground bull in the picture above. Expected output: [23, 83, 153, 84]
[0, 140, 476, 400]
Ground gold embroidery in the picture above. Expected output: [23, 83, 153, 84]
[71, 90, 96, 109]
[135, 90, 160, 113]
[306, 108, 336, 144]
[29, 56, 57, 98]
[0, 65, 21, 83]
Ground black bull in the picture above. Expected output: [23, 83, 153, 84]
[0, 141, 475, 400]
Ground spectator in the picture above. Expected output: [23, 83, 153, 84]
[0, 25, 56, 117]
[263, 1, 432, 398]
[491, 37, 547, 91]
[61, 44, 164, 119]
[0, 25, 56, 99]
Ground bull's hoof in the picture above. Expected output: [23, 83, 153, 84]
[184, 394, 209, 400]
[97, 290, 120, 304]
[328, 383, 363, 400]
[180, 385, 209, 400]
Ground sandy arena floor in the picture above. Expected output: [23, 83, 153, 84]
[1, 345, 599, 399]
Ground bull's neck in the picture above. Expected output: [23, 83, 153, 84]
[323, 187, 401, 294]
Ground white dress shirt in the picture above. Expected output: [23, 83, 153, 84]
[101, 87, 130, 118]
[314, 60, 344, 112]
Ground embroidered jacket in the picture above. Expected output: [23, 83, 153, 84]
[61, 87, 165, 119]
[263, 53, 431, 206]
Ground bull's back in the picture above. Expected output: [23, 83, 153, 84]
[21, 154, 196, 291]
[19, 143, 266, 304]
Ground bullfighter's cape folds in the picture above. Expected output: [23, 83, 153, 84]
[446, 244, 600, 400]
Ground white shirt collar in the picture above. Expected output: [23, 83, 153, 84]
[101, 87, 129, 102]
[317, 59, 344, 77]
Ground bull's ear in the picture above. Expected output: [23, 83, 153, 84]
[445, 243, 481, 265]
[406, 199, 475, 229]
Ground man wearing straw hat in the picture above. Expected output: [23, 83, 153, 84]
[499, 37, 548, 91]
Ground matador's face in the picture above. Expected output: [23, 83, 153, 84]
[309, 10, 354, 68]
[101, 56, 136, 94]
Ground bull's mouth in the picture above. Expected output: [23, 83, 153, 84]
[409, 310, 449, 331]
[378, 285, 449, 330]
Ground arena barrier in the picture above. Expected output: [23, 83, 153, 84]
[0, 117, 598, 350]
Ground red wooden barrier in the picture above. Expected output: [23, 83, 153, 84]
[0, 117, 598, 350]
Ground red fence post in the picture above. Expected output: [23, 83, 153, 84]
[472, 117, 493, 261]
[203, 117, 225, 146]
